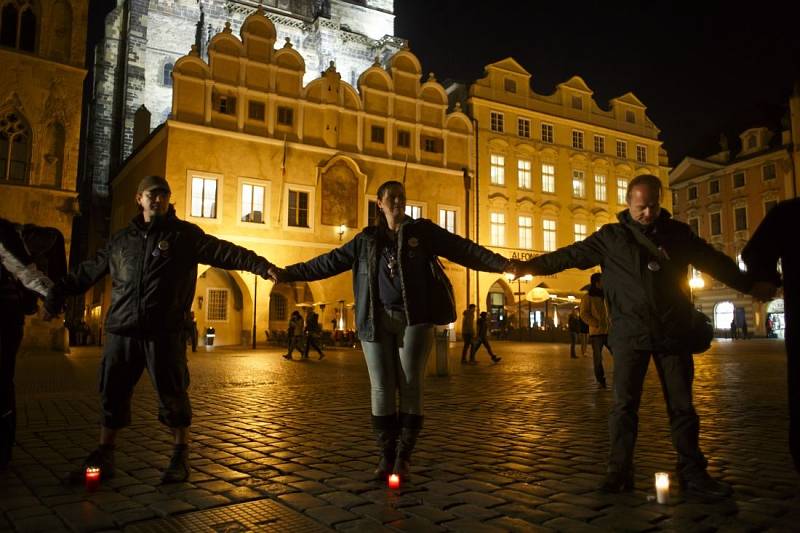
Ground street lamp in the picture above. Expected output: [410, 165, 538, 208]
[336, 224, 346, 241]
[689, 274, 705, 306]
[505, 273, 533, 329]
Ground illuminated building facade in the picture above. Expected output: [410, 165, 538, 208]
[0, 0, 88, 349]
[106, 11, 472, 345]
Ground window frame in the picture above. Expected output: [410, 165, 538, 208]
[490, 111, 504, 133]
[518, 215, 533, 250]
[490, 211, 506, 246]
[572, 129, 584, 150]
[594, 173, 607, 202]
[635, 144, 647, 164]
[517, 158, 532, 190]
[490, 153, 505, 186]
[616, 178, 627, 205]
[709, 179, 720, 195]
[709, 211, 722, 236]
[593, 135, 605, 154]
[186, 170, 223, 224]
[733, 171, 746, 189]
[616, 139, 627, 159]
[370, 124, 385, 144]
[542, 218, 557, 252]
[517, 117, 531, 138]
[541, 123, 554, 144]
[541, 162, 555, 193]
[237, 177, 271, 226]
[762, 162, 776, 181]
[206, 288, 230, 323]
[437, 204, 460, 234]
[572, 169, 586, 199]
[283, 183, 315, 232]
[574, 222, 588, 242]
[277, 105, 294, 126]
[734, 205, 748, 231]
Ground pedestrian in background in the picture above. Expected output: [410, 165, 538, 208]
[461, 304, 476, 364]
[272, 180, 510, 483]
[580, 273, 611, 388]
[471, 311, 502, 363]
[284, 310, 304, 360]
[302, 308, 325, 360]
[568, 307, 581, 359]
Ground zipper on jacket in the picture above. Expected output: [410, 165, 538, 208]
[136, 230, 150, 331]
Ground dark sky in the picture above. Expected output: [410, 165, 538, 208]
[395, 1, 800, 166]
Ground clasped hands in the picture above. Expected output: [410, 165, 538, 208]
[503, 258, 535, 281]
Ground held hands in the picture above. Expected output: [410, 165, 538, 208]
[268, 265, 289, 283]
[42, 285, 65, 321]
[503, 258, 535, 280]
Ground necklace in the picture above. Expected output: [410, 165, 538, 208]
[382, 242, 398, 279]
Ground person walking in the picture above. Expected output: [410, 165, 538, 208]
[580, 273, 611, 388]
[0, 219, 64, 467]
[284, 310, 304, 360]
[513, 174, 755, 498]
[742, 196, 799, 473]
[568, 307, 581, 359]
[185, 311, 198, 353]
[461, 304, 476, 364]
[50, 175, 277, 484]
[272, 180, 510, 483]
[470, 311, 502, 363]
[302, 308, 325, 360]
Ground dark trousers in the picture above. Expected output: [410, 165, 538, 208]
[569, 332, 579, 358]
[100, 332, 191, 429]
[787, 321, 799, 472]
[0, 315, 24, 463]
[608, 347, 707, 477]
[461, 333, 474, 360]
[286, 335, 303, 357]
[470, 337, 496, 360]
[303, 334, 324, 358]
[591, 334, 611, 383]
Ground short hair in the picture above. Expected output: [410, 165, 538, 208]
[626, 174, 662, 202]
[468, 303, 476, 309]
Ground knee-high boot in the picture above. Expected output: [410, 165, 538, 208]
[395, 412, 423, 482]
[371, 414, 398, 480]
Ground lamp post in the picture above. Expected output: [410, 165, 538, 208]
[505, 274, 533, 329]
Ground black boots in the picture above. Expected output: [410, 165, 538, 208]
[161, 444, 190, 484]
[394, 413, 423, 482]
[599, 468, 634, 493]
[67, 444, 116, 485]
[371, 414, 398, 480]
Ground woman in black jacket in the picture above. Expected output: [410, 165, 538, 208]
[276, 180, 510, 483]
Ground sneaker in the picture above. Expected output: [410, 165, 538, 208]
[598, 470, 634, 493]
[67, 445, 115, 485]
[680, 471, 732, 499]
[161, 445, 190, 484]
[491, 356, 502, 363]
[598, 379, 607, 389]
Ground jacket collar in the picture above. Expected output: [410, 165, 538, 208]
[617, 208, 672, 232]
[132, 205, 177, 231]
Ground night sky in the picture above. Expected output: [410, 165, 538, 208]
[395, 1, 800, 166]
[86, 1, 800, 167]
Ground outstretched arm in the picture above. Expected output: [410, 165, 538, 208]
[686, 230, 751, 294]
[0, 220, 53, 297]
[282, 237, 359, 282]
[195, 230, 275, 279]
[521, 230, 606, 276]
[425, 221, 509, 272]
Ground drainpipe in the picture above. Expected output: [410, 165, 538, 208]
[471, 115, 480, 312]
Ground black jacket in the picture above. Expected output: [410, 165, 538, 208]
[526, 209, 751, 352]
[283, 218, 509, 342]
[61, 207, 273, 337]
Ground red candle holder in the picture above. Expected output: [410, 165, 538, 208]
[85, 466, 101, 491]
[388, 474, 400, 489]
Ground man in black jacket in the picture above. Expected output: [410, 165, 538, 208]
[515, 174, 753, 498]
[53, 176, 277, 484]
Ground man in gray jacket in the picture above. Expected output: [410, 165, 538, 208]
[515, 174, 753, 498]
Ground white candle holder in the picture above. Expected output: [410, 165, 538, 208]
[654, 472, 670, 504]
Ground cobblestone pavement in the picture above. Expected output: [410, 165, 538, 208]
[2, 338, 799, 532]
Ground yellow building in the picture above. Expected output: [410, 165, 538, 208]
[670, 90, 800, 338]
[108, 10, 473, 346]
[0, 0, 88, 349]
[466, 59, 669, 329]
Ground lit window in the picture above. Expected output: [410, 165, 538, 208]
[248, 101, 265, 120]
[733, 172, 745, 188]
[636, 145, 647, 163]
[405, 204, 422, 219]
[370, 125, 385, 144]
[490, 154, 505, 185]
[517, 118, 530, 138]
[542, 219, 556, 251]
[763, 163, 776, 181]
[518, 215, 533, 249]
[288, 190, 309, 227]
[688, 186, 698, 201]
[241, 183, 265, 223]
[572, 130, 584, 149]
[207, 289, 228, 321]
[490, 212, 505, 246]
[191, 177, 217, 218]
[616, 140, 627, 159]
[438, 208, 456, 233]
[574, 223, 587, 242]
[734, 206, 747, 231]
[594, 174, 607, 202]
[541, 163, 555, 193]
[572, 170, 585, 198]
[710, 212, 721, 236]
[593, 135, 605, 153]
[517, 159, 531, 189]
[616, 178, 627, 204]
[277, 106, 294, 126]
[541, 123, 554, 144]
[709, 179, 720, 194]
[490, 111, 504, 133]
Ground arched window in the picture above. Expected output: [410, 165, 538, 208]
[0, 1, 37, 52]
[713, 301, 734, 331]
[0, 109, 31, 183]
[163, 62, 173, 87]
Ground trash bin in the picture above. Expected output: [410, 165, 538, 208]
[205, 326, 216, 347]
[434, 329, 449, 376]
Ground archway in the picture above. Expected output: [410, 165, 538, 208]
[194, 267, 251, 346]
[268, 281, 316, 334]
[766, 298, 785, 340]
[714, 301, 734, 332]
[486, 278, 514, 334]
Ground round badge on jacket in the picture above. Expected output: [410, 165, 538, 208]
[408, 237, 419, 247]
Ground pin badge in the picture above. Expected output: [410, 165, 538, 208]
[158, 240, 170, 251]
[408, 237, 419, 248]
[647, 260, 661, 272]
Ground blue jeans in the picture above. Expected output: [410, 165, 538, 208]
[361, 308, 434, 416]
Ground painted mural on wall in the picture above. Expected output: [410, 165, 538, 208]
[321, 163, 358, 228]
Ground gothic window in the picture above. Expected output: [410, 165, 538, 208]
[0, 109, 31, 183]
[0, 1, 37, 52]
[163, 62, 173, 87]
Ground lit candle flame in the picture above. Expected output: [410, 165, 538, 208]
[388, 474, 400, 489]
